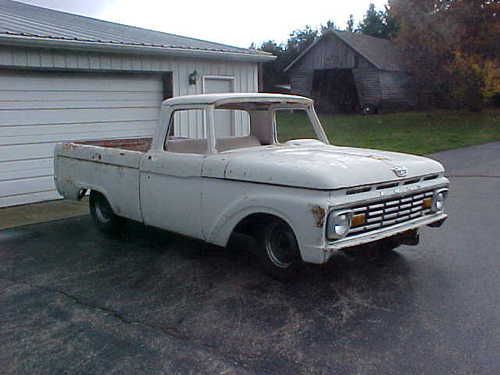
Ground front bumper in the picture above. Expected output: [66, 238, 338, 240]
[322, 212, 447, 259]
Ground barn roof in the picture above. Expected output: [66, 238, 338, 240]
[0, 0, 274, 62]
[284, 31, 405, 72]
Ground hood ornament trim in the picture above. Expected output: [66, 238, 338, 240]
[392, 166, 408, 178]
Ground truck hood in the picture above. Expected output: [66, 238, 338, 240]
[204, 142, 444, 190]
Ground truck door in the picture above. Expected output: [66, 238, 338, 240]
[139, 108, 208, 239]
[139, 151, 204, 239]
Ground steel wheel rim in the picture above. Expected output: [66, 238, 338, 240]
[265, 223, 296, 269]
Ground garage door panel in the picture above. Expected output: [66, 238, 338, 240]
[0, 121, 155, 141]
[0, 71, 163, 206]
[0, 159, 53, 181]
[0, 190, 61, 208]
[0, 143, 56, 162]
[0, 91, 161, 102]
[0, 175, 55, 197]
[0, 128, 153, 146]
[0, 72, 162, 91]
[0, 107, 160, 127]
[0, 100, 160, 110]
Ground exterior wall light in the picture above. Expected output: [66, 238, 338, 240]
[188, 70, 198, 85]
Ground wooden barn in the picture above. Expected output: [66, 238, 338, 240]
[284, 31, 415, 113]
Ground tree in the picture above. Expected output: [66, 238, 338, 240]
[346, 14, 355, 32]
[321, 20, 337, 35]
[358, 3, 399, 39]
[390, 0, 499, 110]
[259, 40, 287, 92]
[286, 25, 318, 59]
[258, 26, 319, 91]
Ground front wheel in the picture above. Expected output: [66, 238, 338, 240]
[253, 219, 303, 281]
[89, 191, 123, 234]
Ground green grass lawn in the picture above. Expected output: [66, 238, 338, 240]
[276, 109, 500, 155]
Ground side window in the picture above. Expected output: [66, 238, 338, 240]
[163, 108, 258, 154]
[164, 109, 207, 154]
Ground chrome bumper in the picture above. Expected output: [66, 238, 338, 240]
[324, 212, 447, 253]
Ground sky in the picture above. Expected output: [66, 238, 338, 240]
[17, 0, 387, 48]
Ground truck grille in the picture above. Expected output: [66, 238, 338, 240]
[348, 190, 434, 237]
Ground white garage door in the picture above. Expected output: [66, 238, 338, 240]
[0, 70, 163, 207]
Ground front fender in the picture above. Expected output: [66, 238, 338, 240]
[207, 200, 296, 247]
[202, 183, 329, 263]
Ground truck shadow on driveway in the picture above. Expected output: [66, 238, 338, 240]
[1, 216, 416, 374]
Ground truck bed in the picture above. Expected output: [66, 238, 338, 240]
[76, 138, 152, 153]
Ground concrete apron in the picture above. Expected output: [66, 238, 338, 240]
[0, 198, 89, 230]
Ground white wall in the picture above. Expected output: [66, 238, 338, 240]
[0, 45, 260, 206]
[0, 46, 259, 138]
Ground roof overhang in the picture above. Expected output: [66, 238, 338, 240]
[0, 34, 276, 63]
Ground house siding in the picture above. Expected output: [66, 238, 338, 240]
[0, 46, 259, 97]
[0, 45, 259, 207]
[0, 45, 259, 139]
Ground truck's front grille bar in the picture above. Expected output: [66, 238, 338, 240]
[348, 190, 434, 237]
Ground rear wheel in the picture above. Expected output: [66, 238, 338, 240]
[253, 218, 303, 281]
[89, 191, 123, 234]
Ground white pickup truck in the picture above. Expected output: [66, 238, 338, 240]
[54, 93, 449, 279]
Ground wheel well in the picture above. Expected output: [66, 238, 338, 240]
[89, 189, 103, 199]
[89, 190, 110, 206]
[77, 188, 87, 200]
[231, 213, 291, 238]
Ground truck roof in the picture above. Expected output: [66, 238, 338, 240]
[162, 93, 312, 107]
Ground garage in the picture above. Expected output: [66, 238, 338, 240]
[0, 71, 164, 207]
[0, 0, 273, 207]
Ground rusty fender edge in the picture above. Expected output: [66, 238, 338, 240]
[311, 205, 326, 228]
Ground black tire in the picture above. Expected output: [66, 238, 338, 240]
[89, 191, 123, 234]
[253, 218, 303, 281]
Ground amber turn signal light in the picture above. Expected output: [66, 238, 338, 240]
[351, 213, 366, 227]
[422, 197, 433, 209]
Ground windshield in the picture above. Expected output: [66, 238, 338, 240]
[274, 109, 324, 143]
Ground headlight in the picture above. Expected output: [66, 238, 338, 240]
[432, 189, 448, 212]
[327, 210, 353, 240]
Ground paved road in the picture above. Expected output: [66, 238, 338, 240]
[1, 143, 499, 374]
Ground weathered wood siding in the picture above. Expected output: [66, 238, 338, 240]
[352, 67, 381, 107]
[378, 71, 416, 109]
[289, 34, 358, 96]
[287, 33, 416, 111]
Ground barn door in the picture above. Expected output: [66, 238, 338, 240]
[202, 76, 234, 137]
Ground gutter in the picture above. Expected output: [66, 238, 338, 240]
[0, 34, 276, 63]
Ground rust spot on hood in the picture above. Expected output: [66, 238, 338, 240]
[311, 205, 326, 227]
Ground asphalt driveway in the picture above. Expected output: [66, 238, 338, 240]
[1, 143, 499, 374]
